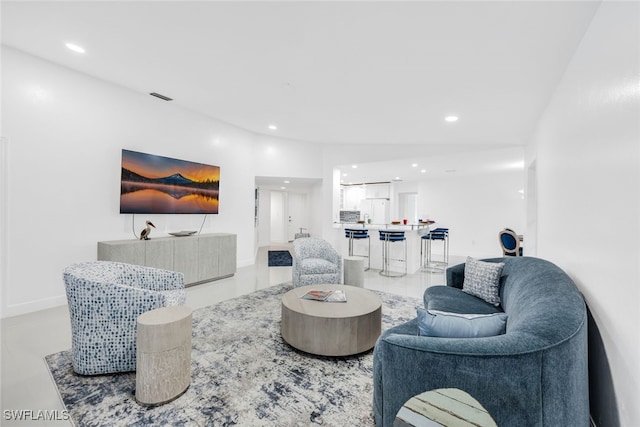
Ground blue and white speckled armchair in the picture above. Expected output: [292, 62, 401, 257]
[63, 261, 187, 375]
[292, 237, 342, 287]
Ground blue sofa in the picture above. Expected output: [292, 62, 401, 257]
[373, 257, 588, 426]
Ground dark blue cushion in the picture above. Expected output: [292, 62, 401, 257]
[500, 233, 517, 251]
[422, 233, 446, 241]
[379, 231, 406, 242]
[424, 285, 502, 314]
[345, 229, 369, 238]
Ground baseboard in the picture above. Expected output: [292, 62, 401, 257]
[1, 295, 67, 319]
[238, 257, 254, 268]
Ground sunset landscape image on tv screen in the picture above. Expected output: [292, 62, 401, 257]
[120, 149, 220, 214]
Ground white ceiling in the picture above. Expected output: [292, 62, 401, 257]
[255, 176, 322, 192]
[339, 146, 525, 185]
[1, 1, 600, 186]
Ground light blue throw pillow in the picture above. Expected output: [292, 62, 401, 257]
[417, 308, 508, 338]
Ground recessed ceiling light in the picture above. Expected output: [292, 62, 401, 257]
[352, 165, 358, 169]
[268, 124, 278, 130]
[506, 161, 525, 169]
[280, 186, 286, 190]
[420, 169, 426, 173]
[411, 163, 418, 168]
[65, 43, 85, 54]
[284, 180, 290, 184]
[445, 116, 459, 122]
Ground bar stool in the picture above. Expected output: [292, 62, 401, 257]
[379, 229, 407, 277]
[344, 228, 371, 271]
[421, 228, 449, 273]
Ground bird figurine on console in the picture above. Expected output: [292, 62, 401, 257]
[139, 220, 156, 240]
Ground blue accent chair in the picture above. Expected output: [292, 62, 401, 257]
[373, 257, 588, 426]
[499, 228, 523, 256]
[63, 261, 187, 375]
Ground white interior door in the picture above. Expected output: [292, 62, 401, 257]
[270, 191, 287, 244]
[287, 192, 308, 241]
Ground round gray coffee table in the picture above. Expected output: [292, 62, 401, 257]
[281, 284, 382, 356]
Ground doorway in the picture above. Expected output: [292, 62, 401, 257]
[269, 191, 310, 243]
[287, 192, 308, 242]
[270, 191, 287, 244]
[398, 192, 418, 224]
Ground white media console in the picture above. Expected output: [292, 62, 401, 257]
[97, 233, 237, 286]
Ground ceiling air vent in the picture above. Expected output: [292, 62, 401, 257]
[149, 92, 173, 101]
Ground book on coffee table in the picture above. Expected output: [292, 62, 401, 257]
[324, 290, 347, 303]
[301, 290, 332, 301]
[301, 289, 347, 302]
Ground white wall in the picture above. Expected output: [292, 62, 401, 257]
[308, 181, 324, 238]
[418, 171, 525, 258]
[0, 47, 323, 318]
[529, 2, 639, 426]
[257, 187, 271, 247]
[392, 181, 419, 223]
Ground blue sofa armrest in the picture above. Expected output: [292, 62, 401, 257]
[373, 318, 588, 427]
[445, 262, 465, 289]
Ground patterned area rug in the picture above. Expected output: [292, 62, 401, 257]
[45, 283, 420, 426]
[267, 250, 293, 267]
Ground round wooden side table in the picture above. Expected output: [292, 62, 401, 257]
[395, 388, 497, 427]
[344, 256, 365, 287]
[135, 305, 193, 406]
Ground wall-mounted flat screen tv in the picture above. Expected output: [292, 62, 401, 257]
[120, 149, 219, 214]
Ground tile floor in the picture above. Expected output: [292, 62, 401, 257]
[0, 244, 464, 426]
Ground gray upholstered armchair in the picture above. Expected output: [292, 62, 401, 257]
[292, 237, 342, 287]
[63, 261, 187, 375]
